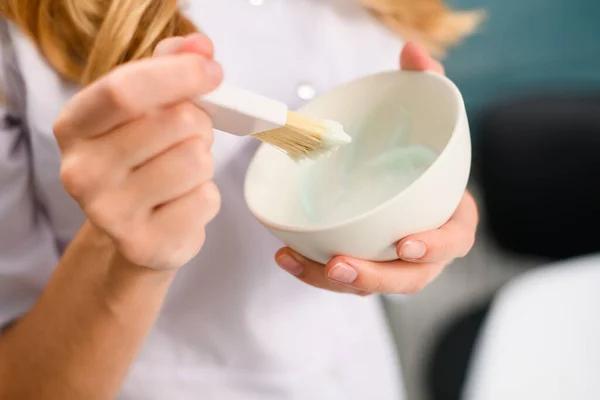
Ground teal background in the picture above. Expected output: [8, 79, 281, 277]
[444, 0, 600, 143]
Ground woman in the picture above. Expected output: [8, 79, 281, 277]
[0, 1, 480, 399]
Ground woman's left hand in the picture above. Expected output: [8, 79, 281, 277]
[275, 42, 479, 295]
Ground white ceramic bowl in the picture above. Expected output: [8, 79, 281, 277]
[244, 70, 471, 264]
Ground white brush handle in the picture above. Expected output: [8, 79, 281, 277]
[195, 83, 289, 136]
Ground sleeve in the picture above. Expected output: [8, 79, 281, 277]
[0, 20, 60, 331]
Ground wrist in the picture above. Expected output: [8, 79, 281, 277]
[106, 252, 176, 298]
[68, 221, 176, 313]
[78, 220, 176, 280]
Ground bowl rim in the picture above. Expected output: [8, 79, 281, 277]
[244, 69, 467, 233]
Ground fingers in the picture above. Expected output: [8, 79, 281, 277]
[82, 173, 220, 270]
[54, 53, 222, 146]
[397, 192, 478, 263]
[72, 135, 215, 228]
[275, 192, 477, 295]
[153, 181, 221, 229]
[325, 257, 447, 294]
[128, 137, 214, 208]
[61, 102, 214, 204]
[400, 42, 445, 74]
[118, 182, 221, 270]
[276, 248, 447, 295]
[90, 102, 214, 171]
[275, 249, 367, 295]
[55, 32, 222, 271]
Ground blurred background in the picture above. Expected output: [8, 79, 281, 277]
[383, 0, 600, 399]
[3, 1, 595, 398]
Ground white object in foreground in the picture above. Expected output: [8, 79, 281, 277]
[245, 70, 472, 264]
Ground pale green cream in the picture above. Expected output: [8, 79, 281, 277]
[299, 102, 438, 226]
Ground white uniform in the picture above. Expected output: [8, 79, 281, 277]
[0, 1, 405, 399]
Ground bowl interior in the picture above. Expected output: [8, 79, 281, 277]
[245, 70, 462, 231]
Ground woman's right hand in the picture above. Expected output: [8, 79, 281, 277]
[54, 34, 222, 270]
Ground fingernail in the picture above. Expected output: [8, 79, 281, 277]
[400, 240, 427, 260]
[277, 254, 303, 276]
[204, 59, 222, 83]
[328, 263, 358, 284]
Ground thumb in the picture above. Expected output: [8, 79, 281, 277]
[400, 42, 445, 75]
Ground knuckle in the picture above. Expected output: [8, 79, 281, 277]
[169, 104, 213, 147]
[182, 55, 209, 91]
[84, 200, 112, 230]
[84, 194, 136, 240]
[84, 198, 119, 231]
[293, 263, 312, 280]
[363, 273, 384, 293]
[199, 151, 215, 180]
[198, 181, 221, 219]
[434, 240, 451, 261]
[101, 73, 136, 114]
[60, 150, 112, 201]
[172, 102, 200, 129]
[182, 139, 211, 172]
[195, 34, 215, 57]
[197, 110, 214, 147]
[52, 113, 71, 142]
[118, 233, 154, 267]
[59, 163, 79, 197]
[200, 181, 221, 206]
[162, 229, 207, 269]
[60, 156, 90, 199]
[203, 127, 215, 148]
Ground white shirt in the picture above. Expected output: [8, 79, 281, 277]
[0, 1, 405, 398]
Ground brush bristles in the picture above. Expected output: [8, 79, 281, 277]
[252, 111, 351, 161]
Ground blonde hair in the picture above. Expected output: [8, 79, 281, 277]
[1, 0, 482, 86]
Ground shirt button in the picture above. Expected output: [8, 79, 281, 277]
[248, 0, 265, 6]
[297, 83, 317, 101]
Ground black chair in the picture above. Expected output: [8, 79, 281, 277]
[426, 94, 600, 400]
